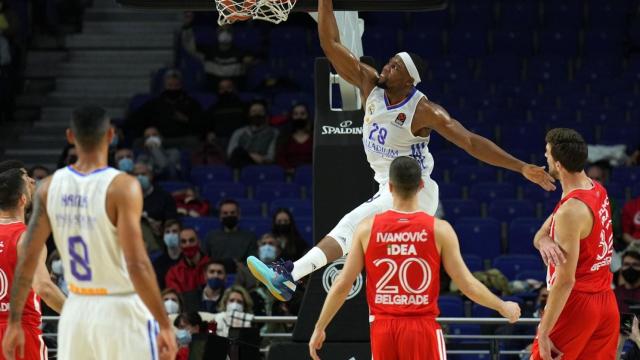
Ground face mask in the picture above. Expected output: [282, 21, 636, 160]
[221, 216, 238, 229]
[622, 268, 640, 284]
[137, 175, 151, 191]
[291, 119, 307, 131]
[145, 135, 162, 148]
[176, 329, 192, 346]
[207, 277, 225, 290]
[226, 302, 244, 313]
[51, 260, 63, 275]
[273, 223, 291, 234]
[164, 233, 179, 248]
[259, 244, 277, 263]
[249, 115, 266, 127]
[110, 134, 119, 147]
[118, 158, 134, 173]
[164, 299, 179, 314]
[182, 244, 200, 258]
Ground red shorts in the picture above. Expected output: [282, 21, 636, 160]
[531, 290, 619, 360]
[0, 323, 46, 360]
[370, 315, 445, 360]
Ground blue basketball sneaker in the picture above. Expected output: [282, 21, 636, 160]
[247, 256, 297, 301]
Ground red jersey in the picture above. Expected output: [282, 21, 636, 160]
[0, 222, 41, 327]
[547, 181, 613, 293]
[365, 210, 440, 318]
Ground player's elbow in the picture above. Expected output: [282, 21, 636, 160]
[126, 260, 151, 277]
[33, 279, 59, 301]
[554, 275, 575, 289]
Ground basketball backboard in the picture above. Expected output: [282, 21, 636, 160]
[115, 0, 447, 11]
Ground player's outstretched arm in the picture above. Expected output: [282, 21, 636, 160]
[3, 178, 54, 360]
[110, 174, 177, 360]
[309, 217, 371, 360]
[436, 219, 521, 323]
[536, 200, 584, 360]
[416, 99, 556, 191]
[29, 246, 66, 313]
[317, 0, 378, 99]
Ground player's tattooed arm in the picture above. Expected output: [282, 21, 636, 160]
[9, 177, 53, 323]
[317, 0, 378, 98]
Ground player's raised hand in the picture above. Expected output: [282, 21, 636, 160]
[538, 236, 566, 266]
[522, 164, 556, 191]
[309, 327, 326, 360]
[2, 323, 25, 360]
[498, 301, 521, 323]
[157, 326, 178, 360]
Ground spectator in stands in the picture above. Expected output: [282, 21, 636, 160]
[205, 199, 257, 271]
[134, 126, 182, 180]
[214, 285, 254, 337]
[615, 243, 640, 313]
[621, 316, 640, 360]
[586, 161, 610, 184]
[628, 147, 640, 166]
[127, 69, 203, 140]
[162, 288, 184, 315]
[227, 100, 278, 168]
[153, 219, 183, 289]
[178, 11, 199, 61]
[203, 79, 247, 146]
[191, 130, 226, 166]
[272, 208, 308, 261]
[623, 194, 640, 245]
[134, 161, 178, 252]
[257, 233, 281, 265]
[114, 148, 135, 174]
[201, 28, 251, 90]
[28, 165, 50, 182]
[165, 228, 210, 293]
[277, 103, 313, 173]
[0, 0, 19, 124]
[174, 187, 210, 217]
[57, 144, 77, 168]
[200, 260, 228, 313]
[174, 311, 204, 360]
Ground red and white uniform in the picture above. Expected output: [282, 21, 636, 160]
[366, 210, 445, 360]
[532, 182, 619, 360]
[0, 222, 47, 360]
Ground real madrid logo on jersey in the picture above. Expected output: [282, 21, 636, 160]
[367, 103, 376, 115]
[394, 112, 407, 127]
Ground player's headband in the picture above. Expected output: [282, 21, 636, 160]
[396, 52, 421, 86]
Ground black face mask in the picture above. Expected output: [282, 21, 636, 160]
[273, 223, 291, 234]
[221, 216, 238, 229]
[622, 268, 640, 284]
[291, 119, 307, 131]
[249, 115, 266, 127]
[163, 90, 182, 100]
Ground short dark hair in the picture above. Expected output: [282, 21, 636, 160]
[173, 311, 203, 330]
[71, 105, 109, 149]
[545, 128, 588, 173]
[407, 52, 426, 82]
[164, 219, 182, 231]
[205, 259, 227, 274]
[219, 199, 239, 209]
[28, 165, 50, 177]
[0, 160, 25, 174]
[0, 168, 26, 211]
[180, 227, 199, 239]
[389, 156, 422, 199]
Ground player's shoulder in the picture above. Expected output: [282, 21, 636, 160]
[107, 173, 142, 198]
[357, 215, 376, 231]
[555, 198, 591, 223]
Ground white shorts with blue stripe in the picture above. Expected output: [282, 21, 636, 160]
[58, 293, 160, 360]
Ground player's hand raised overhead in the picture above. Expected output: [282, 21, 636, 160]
[498, 301, 521, 324]
[309, 327, 326, 360]
[522, 164, 556, 191]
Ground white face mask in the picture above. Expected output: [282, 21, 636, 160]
[226, 302, 244, 313]
[51, 260, 63, 276]
[164, 299, 180, 314]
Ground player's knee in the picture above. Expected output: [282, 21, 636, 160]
[319, 235, 350, 259]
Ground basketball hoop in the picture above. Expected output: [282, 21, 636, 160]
[216, 0, 297, 25]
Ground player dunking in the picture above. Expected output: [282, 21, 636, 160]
[247, 0, 556, 301]
[0, 168, 66, 360]
[308, 157, 521, 360]
[531, 128, 618, 360]
[2, 106, 177, 360]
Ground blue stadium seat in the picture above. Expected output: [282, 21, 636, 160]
[449, 80, 491, 99]
[246, 64, 284, 91]
[496, 1, 538, 30]
[190, 165, 233, 187]
[452, 1, 493, 29]
[456, 218, 502, 260]
[508, 218, 543, 255]
[181, 216, 220, 238]
[493, 254, 544, 280]
[538, 29, 579, 57]
[438, 295, 464, 317]
[191, 92, 217, 109]
[488, 199, 536, 223]
[270, 199, 312, 218]
[494, 82, 538, 100]
[469, 182, 515, 204]
[296, 217, 313, 246]
[128, 93, 152, 112]
[515, 270, 546, 282]
[575, 56, 622, 82]
[448, 29, 488, 57]
[294, 165, 312, 189]
[240, 165, 285, 187]
[201, 182, 247, 205]
[442, 199, 481, 224]
[530, 109, 579, 125]
[527, 56, 570, 82]
[472, 304, 498, 318]
[434, 149, 476, 168]
[239, 217, 271, 237]
[362, 26, 401, 65]
[192, 25, 217, 47]
[269, 27, 309, 58]
[605, 182, 626, 200]
[255, 182, 302, 203]
[448, 324, 484, 344]
[234, 199, 262, 217]
[233, 27, 264, 53]
[451, 166, 498, 186]
[439, 183, 463, 199]
[361, 12, 407, 29]
[479, 54, 524, 80]
[600, 126, 640, 150]
[157, 181, 192, 193]
[612, 168, 640, 188]
[633, 183, 640, 198]
[543, 198, 559, 215]
[586, 0, 629, 29]
[403, 30, 445, 58]
[463, 254, 484, 272]
[409, 10, 449, 31]
[500, 125, 544, 152]
[542, 0, 584, 29]
[430, 56, 473, 82]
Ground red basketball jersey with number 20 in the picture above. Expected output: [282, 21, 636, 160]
[365, 210, 440, 318]
[0, 222, 41, 327]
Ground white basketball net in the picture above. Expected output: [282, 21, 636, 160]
[216, 0, 298, 25]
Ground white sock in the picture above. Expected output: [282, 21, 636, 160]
[291, 247, 327, 281]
